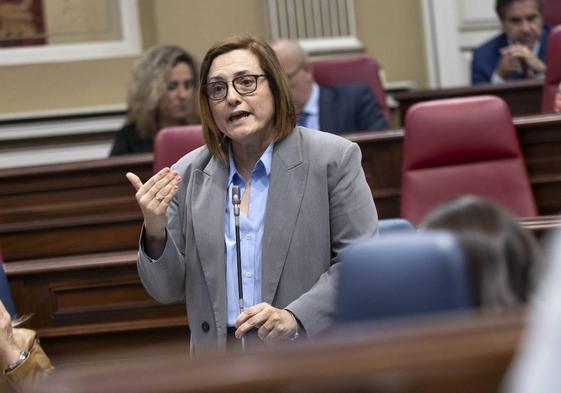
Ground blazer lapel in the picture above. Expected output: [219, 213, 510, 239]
[261, 129, 309, 304]
[191, 157, 228, 329]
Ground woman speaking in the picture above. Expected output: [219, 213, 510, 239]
[127, 36, 378, 353]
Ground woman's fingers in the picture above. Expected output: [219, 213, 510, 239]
[234, 303, 297, 341]
[128, 168, 181, 208]
[126, 172, 143, 191]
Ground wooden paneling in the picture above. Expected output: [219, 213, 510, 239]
[5, 250, 188, 365]
[0, 212, 142, 261]
[2, 113, 561, 263]
[393, 79, 544, 126]
[0, 153, 151, 210]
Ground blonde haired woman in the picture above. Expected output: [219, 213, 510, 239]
[110, 45, 199, 155]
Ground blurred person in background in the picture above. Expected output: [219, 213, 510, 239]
[471, 0, 550, 84]
[110, 46, 199, 155]
[270, 39, 388, 133]
[420, 196, 542, 310]
[0, 299, 53, 392]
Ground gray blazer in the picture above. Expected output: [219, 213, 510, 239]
[137, 126, 378, 353]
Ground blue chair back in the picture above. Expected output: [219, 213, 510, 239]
[336, 231, 472, 324]
[0, 253, 16, 318]
[378, 218, 415, 235]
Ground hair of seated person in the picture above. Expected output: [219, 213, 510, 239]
[419, 195, 542, 310]
[495, 0, 542, 20]
[126, 45, 200, 139]
[12, 313, 33, 328]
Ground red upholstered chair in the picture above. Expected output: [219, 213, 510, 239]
[311, 55, 392, 127]
[544, 0, 561, 27]
[401, 95, 537, 224]
[152, 125, 204, 173]
[541, 25, 561, 113]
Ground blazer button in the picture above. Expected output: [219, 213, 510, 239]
[201, 321, 210, 332]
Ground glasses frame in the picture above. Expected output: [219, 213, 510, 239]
[286, 60, 306, 80]
[204, 74, 267, 101]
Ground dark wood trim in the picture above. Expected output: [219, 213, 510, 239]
[41, 312, 523, 393]
[394, 79, 544, 125]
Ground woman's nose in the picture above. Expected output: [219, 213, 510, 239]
[177, 85, 189, 99]
[225, 82, 241, 104]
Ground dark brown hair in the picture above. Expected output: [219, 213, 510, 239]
[198, 36, 296, 162]
[495, 0, 542, 20]
[420, 196, 541, 310]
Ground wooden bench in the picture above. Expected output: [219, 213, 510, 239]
[5, 250, 188, 365]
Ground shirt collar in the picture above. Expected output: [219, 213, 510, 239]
[302, 82, 320, 116]
[227, 142, 274, 186]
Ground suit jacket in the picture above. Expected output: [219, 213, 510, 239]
[319, 85, 388, 133]
[471, 26, 551, 85]
[137, 126, 378, 353]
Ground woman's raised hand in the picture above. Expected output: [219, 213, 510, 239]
[126, 168, 181, 240]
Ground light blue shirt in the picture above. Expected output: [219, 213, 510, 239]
[225, 143, 273, 326]
[301, 83, 320, 130]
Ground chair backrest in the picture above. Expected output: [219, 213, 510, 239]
[378, 218, 416, 236]
[311, 55, 392, 127]
[544, 0, 561, 27]
[152, 125, 204, 173]
[0, 251, 17, 318]
[401, 95, 537, 224]
[336, 231, 472, 324]
[541, 25, 561, 113]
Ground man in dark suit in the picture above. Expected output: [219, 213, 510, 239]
[471, 0, 550, 84]
[271, 40, 388, 134]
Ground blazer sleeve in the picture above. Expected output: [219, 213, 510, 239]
[471, 50, 490, 85]
[356, 86, 389, 131]
[285, 142, 378, 335]
[136, 168, 188, 304]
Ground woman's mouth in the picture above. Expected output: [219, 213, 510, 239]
[229, 111, 251, 122]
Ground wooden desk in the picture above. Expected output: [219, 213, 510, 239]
[393, 79, 544, 126]
[39, 312, 523, 393]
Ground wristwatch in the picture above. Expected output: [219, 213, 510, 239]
[3, 351, 30, 374]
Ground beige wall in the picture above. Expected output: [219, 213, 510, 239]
[356, 0, 428, 88]
[153, 0, 268, 62]
[0, 0, 427, 115]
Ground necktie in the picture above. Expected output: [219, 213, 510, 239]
[297, 112, 309, 127]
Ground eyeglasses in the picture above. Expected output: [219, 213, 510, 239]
[286, 61, 306, 80]
[204, 74, 267, 101]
